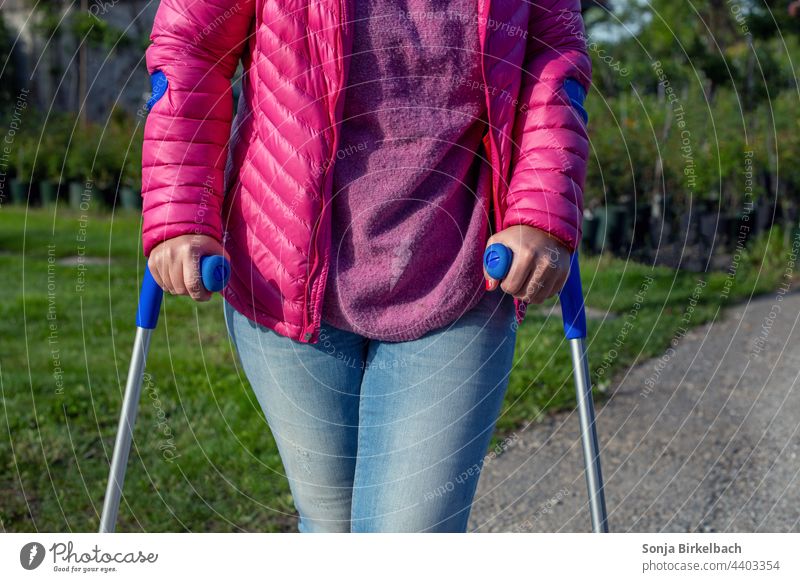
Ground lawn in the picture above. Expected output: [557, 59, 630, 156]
[0, 206, 788, 532]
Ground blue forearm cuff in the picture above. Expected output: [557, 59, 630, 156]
[146, 71, 168, 111]
[563, 78, 589, 125]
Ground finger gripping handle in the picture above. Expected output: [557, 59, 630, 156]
[135, 255, 231, 329]
[481, 244, 587, 339]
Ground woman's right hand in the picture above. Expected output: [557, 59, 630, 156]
[147, 234, 228, 302]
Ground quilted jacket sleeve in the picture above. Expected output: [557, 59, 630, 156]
[504, 0, 592, 252]
[141, 0, 255, 256]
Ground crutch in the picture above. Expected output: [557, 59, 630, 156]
[99, 255, 231, 533]
[483, 245, 609, 533]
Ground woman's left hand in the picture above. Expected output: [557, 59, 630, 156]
[484, 224, 571, 304]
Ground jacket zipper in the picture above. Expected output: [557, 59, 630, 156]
[477, 1, 524, 326]
[301, 0, 350, 343]
[477, 0, 503, 234]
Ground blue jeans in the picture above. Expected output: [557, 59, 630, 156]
[223, 289, 517, 532]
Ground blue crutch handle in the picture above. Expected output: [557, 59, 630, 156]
[135, 265, 163, 330]
[135, 255, 231, 329]
[200, 255, 232, 292]
[483, 243, 513, 280]
[560, 252, 587, 340]
[482, 245, 587, 340]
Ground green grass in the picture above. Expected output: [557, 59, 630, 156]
[0, 206, 788, 532]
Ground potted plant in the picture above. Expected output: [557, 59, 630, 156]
[65, 128, 96, 210]
[39, 136, 62, 208]
[9, 133, 39, 206]
[93, 142, 118, 209]
[38, 176, 58, 206]
[104, 108, 141, 211]
[40, 114, 78, 207]
[119, 127, 143, 211]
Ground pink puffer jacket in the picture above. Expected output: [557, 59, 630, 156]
[142, 0, 592, 343]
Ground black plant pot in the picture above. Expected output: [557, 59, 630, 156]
[9, 179, 30, 206]
[119, 186, 141, 211]
[581, 215, 599, 254]
[69, 181, 86, 209]
[595, 204, 630, 255]
[631, 203, 652, 252]
[39, 180, 58, 207]
[592, 207, 609, 253]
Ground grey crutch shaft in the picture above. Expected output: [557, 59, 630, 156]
[569, 337, 608, 533]
[99, 327, 152, 533]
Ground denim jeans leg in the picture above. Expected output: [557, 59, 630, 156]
[224, 300, 367, 532]
[350, 290, 517, 532]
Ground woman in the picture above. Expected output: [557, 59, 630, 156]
[141, 0, 591, 532]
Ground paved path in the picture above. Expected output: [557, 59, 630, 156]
[470, 292, 800, 532]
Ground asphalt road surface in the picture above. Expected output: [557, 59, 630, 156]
[470, 292, 800, 532]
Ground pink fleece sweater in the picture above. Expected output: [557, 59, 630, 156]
[321, 0, 493, 341]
